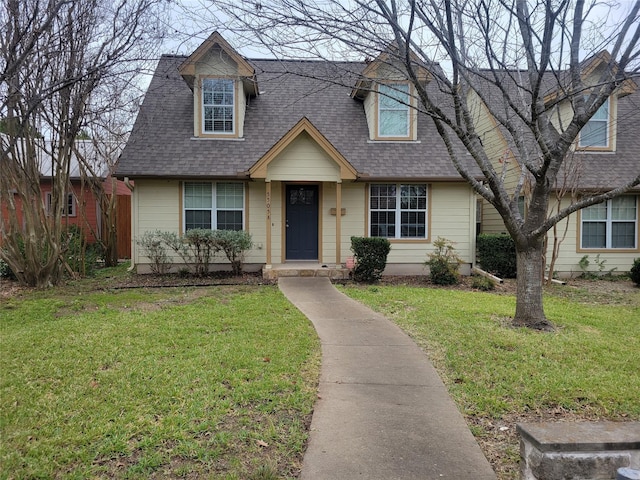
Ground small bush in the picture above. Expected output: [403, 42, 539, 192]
[471, 275, 496, 291]
[184, 229, 218, 276]
[159, 229, 218, 276]
[476, 234, 517, 278]
[426, 237, 461, 285]
[212, 229, 253, 275]
[63, 226, 101, 277]
[630, 258, 640, 286]
[137, 231, 171, 274]
[578, 254, 617, 279]
[0, 258, 16, 279]
[350, 237, 391, 283]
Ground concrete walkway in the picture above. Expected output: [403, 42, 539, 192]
[278, 277, 497, 480]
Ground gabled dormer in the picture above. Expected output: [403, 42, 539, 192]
[178, 32, 258, 139]
[351, 47, 432, 142]
[543, 50, 637, 153]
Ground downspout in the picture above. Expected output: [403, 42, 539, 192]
[124, 177, 135, 272]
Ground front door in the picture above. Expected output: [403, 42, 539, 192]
[285, 184, 319, 260]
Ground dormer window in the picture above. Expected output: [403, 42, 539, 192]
[377, 83, 411, 139]
[202, 78, 235, 134]
[579, 97, 610, 148]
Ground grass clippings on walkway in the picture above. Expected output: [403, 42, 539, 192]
[340, 282, 640, 479]
[1, 276, 320, 479]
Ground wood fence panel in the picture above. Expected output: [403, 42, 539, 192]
[116, 195, 131, 259]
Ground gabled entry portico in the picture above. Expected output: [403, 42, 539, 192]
[249, 117, 358, 269]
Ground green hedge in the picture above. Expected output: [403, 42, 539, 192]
[631, 258, 640, 286]
[350, 237, 391, 283]
[476, 234, 517, 278]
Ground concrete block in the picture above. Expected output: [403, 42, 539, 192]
[518, 422, 640, 480]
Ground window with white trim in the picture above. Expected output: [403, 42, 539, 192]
[184, 182, 244, 231]
[202, 78, 234, 134]
[579, 97, 609, 148]
[581, 196, 637, 249]
[46, 192, 76, 217]
[378, 84, 410, 138]
[370, 184, 427, 238]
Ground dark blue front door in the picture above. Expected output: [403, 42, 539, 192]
[286, 184, 319, 260]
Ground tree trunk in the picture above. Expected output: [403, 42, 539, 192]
[513, 237, 555, 331]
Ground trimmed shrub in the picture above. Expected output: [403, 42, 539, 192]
[350, 236, 391, 283]
[471, 275, 496, 291]
[212, 229, 253, 275]
[476, 234, 517, 278]
[630, 258, 640, 286]
[184, 228, 218, 276]
[137, 230, 171, 274]
[159, 229, 218, 276]
[425, 237, 461, 285]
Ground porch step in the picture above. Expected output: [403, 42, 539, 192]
[262, 264, 351, 280]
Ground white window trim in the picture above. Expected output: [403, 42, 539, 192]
[183, 181, 245, 231]
[377, 83, 411, 139]
[578, 97, 610, 149]
[201, 78, 235, 136]
[369, 183, 428, 239]
[46, 192, 76, 217]
[580, 196, 638, 250]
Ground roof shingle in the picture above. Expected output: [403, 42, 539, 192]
[117, 55, 476, 181]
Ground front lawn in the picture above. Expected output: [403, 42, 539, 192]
[1, 277, 320, 479]
[340, 282, 640, 479]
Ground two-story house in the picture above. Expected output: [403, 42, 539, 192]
[472, 52, 639, 276]
[117, 32, 639, 277]
[117, 32, 481, 275]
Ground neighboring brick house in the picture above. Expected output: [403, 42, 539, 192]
[117, 32, 638, 276]
[2, 139, 132, 259]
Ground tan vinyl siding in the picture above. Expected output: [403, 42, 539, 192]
[364, 92, 376, 140]
[321, 182, 366, 263]
[467, 89, 524, 234]
[546, 194, 639, 277]
[269, 181, 284, 264]
[191, 46, 247, 139]
[429, 183, 475, 263]
[237, 82, 246, 138]
[245, 181, 267, 264]
[134, 179, 181, 264]
[383, 183, 475, 265]
[266, 132, 341, 182]
[195, 46, 238, 76]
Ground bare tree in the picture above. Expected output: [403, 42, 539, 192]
[0, 0, 164, 287]
[73, 80, 137, 268]
[544, 153, 582, 284]
[186, 0, 640, 329]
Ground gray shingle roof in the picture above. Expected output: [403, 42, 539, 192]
[571, 91, 640, 191]
[469, 68, 640, 191]
[117, 55, 477, 181]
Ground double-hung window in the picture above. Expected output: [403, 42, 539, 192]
[184, 182, 244, 231]
[370, 184, 427, 239]
[46, 192, 76, 217]
[581, 196, 637, 249]
[579, 97, 609, 148]
[378, 84, 410, 138]
[202, 78, 234, 134]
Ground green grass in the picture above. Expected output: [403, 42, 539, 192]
[339, 285, 640, 420]
[1, 274, 320, 479]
